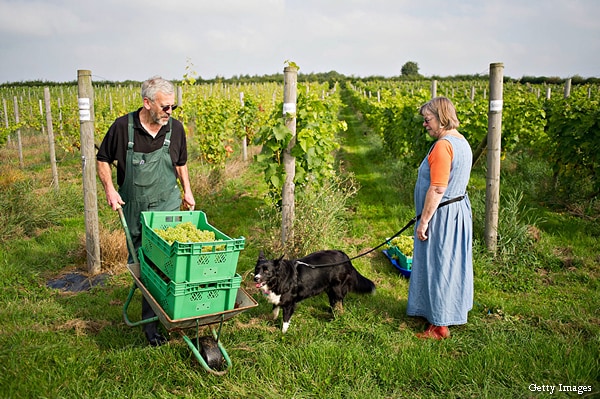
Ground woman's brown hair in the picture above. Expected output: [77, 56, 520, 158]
[419, 96, 460, 130]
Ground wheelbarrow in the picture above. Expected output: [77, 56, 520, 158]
[118, 207, 258, 375]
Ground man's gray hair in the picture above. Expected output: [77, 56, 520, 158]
[141, 76, 175, 101]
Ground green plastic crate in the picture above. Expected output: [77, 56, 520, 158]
[387, 245, 412, 270]
[141, 211, 244, 283]
[139, 249, 241, 320]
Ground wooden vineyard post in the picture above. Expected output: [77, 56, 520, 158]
[240, 92, 248, 162]
[58, 97, 64, 133]
[43, 87, 59, 192]
[485, 62, 504, 253]
[281, 66, 298, 247]
[177, 85, 183, 108]
[13, 96, 24, 168]
[431, 79, 437, 98]
[39, 99, 45, 135]
[2, 98, 11, 146]
[77, 70, 101, 275]
[564, 78, 572, 98]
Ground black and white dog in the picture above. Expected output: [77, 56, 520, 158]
[254, 250, 375, 333]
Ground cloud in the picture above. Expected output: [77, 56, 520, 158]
[0, 1, 92, 36]
[0, 0, 598, 82]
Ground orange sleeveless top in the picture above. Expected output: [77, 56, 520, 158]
[428, 140, 453, 187]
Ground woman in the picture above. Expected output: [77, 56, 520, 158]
[406, 96, 473, 340]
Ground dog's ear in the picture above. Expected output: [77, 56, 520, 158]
[258, 250, 266, 260]
[276, 254, 285, 264]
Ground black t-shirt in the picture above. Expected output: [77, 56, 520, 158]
[96, 108, 188, 187]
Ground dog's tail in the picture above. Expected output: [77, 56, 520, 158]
[352, 270, 376, 295]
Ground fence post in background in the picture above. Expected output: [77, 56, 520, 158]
[177, 85, 183, 108]
[239, 92, 248, 162]
[38, 99, 45, 135]
[43, 87, 59, 192]
[13, 96, 24, 168]
[431, 80, 437, 98]
[77, 70, 101, 275]
[281, 66, 298, 248]
[2, 98, 10, 146]
[58, 97, 64, 133]
[564, 78, 571, 98]
[485, 62, 504, 253]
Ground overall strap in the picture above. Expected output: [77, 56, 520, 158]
[127, 112, 135, 150]
[162, 118, 172, 149]
[129, 112, 172, 149]
[119, 113, 137, 203]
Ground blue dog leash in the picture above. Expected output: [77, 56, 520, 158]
[297, 195, 465, 269]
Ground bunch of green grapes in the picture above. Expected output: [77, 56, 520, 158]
[387, 235, 414, 257]
[154, 222, 219, 245]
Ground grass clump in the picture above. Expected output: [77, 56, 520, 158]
[257, 173, 359, 258]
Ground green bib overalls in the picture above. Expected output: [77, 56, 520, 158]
[119, 112, 182, 339]
[119, 112, 182, 259]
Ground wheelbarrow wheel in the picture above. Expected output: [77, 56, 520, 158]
[197, 336, 225, 370]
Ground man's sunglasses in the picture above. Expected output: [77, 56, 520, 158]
[149, 98, 178, 112]
[159, 104, 178, 112]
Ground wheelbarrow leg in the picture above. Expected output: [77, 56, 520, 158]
[181, 318, 232, 376]
[123, 281, 159, 328]
[119, 206, 159, 328]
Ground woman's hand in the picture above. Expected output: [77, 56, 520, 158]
[417, 220, 429, 241]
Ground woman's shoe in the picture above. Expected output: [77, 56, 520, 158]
[416, 324, 450, 340]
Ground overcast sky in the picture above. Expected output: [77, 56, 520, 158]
[1, 0, 598, 83]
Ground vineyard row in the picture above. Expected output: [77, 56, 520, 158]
[1, 79, 599, 199]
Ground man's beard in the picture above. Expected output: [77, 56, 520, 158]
[150, 108, 169, 126]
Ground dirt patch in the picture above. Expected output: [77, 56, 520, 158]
[55, 318, 112, 336]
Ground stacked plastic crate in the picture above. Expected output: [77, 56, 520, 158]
[382, 235, 413, 278]
[138, 211, 245, 320]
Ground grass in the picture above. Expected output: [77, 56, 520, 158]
[0, 95, 599, 399]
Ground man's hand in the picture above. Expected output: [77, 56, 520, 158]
[105, 188, 125, 211]
[97, 160, 125, 211]
[182, 191, 195, 210]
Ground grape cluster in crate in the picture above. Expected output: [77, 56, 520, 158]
[138, 211, 245, 320]
[383, 235, 413, 278]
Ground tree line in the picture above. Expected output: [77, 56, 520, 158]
[3, 71, 598, 89]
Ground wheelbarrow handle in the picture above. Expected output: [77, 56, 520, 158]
[116, 205, 139, 265]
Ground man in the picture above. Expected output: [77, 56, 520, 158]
[97, 76, 195, 346]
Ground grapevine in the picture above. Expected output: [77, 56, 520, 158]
[1, 78, 598, 205]
[254, 81, 347, 204]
